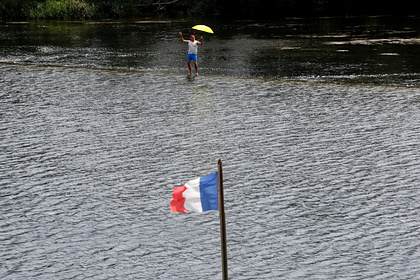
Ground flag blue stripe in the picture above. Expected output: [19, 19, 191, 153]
[199, 172, 218, 212]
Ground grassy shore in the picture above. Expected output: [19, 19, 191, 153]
[0, 0, 147, 20]
[1, 0, 418, 20]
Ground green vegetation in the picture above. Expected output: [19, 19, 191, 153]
[29, 0, 96, 19]
[1, 0, 419, 20]
[0, 0, 145, 19]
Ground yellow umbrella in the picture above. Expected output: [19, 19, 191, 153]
[192, 25, 214, 34]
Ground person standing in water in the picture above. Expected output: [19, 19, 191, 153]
[179, 32, 203, 76]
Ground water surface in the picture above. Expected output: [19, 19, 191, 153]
[1, 17, 420, 279]
[1, 16, 420, 85]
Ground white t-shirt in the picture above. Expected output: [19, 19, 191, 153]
[188, 40, 199, 54]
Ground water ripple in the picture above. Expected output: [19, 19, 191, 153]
[1, 64, 420, 279]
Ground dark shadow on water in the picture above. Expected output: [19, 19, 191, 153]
[1, 16, 419, 86]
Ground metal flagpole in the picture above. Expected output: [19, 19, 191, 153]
[217, 159, 228, 280]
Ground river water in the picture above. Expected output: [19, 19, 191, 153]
[1, 17, 420, 279]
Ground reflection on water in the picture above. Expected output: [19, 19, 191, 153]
[1, 16, 420, 280]
[1, 16, 420, 86]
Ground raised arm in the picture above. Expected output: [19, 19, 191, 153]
[198, 36, 204, 45]
[179, 32, 188, 43]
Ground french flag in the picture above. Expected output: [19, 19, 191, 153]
[170, 172, 218, 213]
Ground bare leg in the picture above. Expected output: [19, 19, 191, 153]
[187, 61, 193, 76]
[194, 61, 198, 76]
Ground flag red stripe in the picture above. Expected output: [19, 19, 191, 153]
[170, 186, 188, 213]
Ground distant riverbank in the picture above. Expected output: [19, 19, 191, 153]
[1, 0, 419, 20]
[0, 0, 170, 20]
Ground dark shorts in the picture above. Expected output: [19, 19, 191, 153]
[187, 54, 197, 61]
